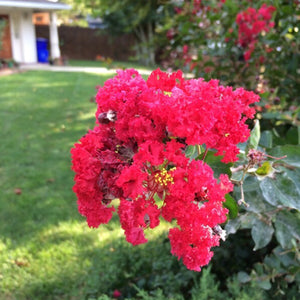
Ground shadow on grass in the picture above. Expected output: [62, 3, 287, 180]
[11, 224, 198, 300]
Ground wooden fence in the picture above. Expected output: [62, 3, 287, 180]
[35, 25, 136, 61]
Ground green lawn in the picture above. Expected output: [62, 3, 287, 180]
[0, 70, 202, 300]
[68, 59, 158, 72]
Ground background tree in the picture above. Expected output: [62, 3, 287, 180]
[59, 0, 92, 27]
[75, 0, 175, 65]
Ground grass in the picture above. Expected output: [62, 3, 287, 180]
[0, 70, 195, 300]
[68, 59, 159, 72]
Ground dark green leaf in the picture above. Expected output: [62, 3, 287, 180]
[274, 211, 300, 249]
[286, 127, 299, 145]
[256, 279, 271, 290]
[246, 120, 260, 154]
[181, 22, 191, 35]
[251, 218, 274, 250]
[237, 271, 251, 283]
[284, 275, 295, 283]
[284, 168, 300, 195]
[223, 194, 238, 219]
[259, 130, 273, 149]
[203, 151, 232, 178]
[259, 173, 300, 210]
[263, 254, 282, 271]
[185, 145, 198, 160]
[225, 218, 240, 235]
[235, 177, 275, 213]
[185, 145, 205, 160]
[261, 112, 282, 120]
[239, 213, 256, 229]
[268, 145, 300, 168]
[273, 246, 299, 268]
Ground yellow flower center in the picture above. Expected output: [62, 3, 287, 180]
[154, 168, 175, 187]
[163, 91, 172, 97]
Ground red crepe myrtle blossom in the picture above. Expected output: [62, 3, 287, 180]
[71, 68, 258, 271]
[236, 4, 276, 61]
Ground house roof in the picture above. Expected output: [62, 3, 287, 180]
[0, 0, 70, 11]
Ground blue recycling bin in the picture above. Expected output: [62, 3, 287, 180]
[36, 38, 49, 63]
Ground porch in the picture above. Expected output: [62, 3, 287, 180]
[0, 0, 69, 64]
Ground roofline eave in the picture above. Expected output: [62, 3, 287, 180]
[0, 1, 70, 11]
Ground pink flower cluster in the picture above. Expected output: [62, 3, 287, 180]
[71, 69, 258, 271]
[236, 4, 276, 61]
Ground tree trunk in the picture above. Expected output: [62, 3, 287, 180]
[133, 23, 155, 66]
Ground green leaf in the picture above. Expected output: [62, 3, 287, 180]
[223, 194, 238, 219]
[185, 145, 198, 160]
[230, 168, 245, 182]
[255, 161, 273, 176]
[225, 218, 240, 235]
[246, 120, 260, 154]
[261, 112, 282, 119]
[239, 213, 256, 229]
[153, 192, 164, 207]
[284, 275, 295, 283]
[259, 130, 273, 149]
[273, 246, 299, 268]
[263, 253, 282, 271]
[237, 271, 251, 283]
[203, 151, 232, 178]
[286, 127, 299, 145]
[268, 145, 300, 168]
[181, 22, 192, 35]
[253, 161, 277, 181]
[274, 211, 300, 249]
[185, 145, 204, 160]
[235, 177, 275, 213]
[256, 279, 272, 290]
[284, 167, 300, 196]
[259, 173, 300, 210]
[251, 218, 274, 250]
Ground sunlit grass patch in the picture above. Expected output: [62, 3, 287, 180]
[68, 59, 158, 72]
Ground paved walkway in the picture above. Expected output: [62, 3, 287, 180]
[19, 63, 152, 76]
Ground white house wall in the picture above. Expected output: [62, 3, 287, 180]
[9, 10, 37, 63]
[49, 12, 60, 59]
[20, 10, 37, 63]
[9, 11, 22, 62]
